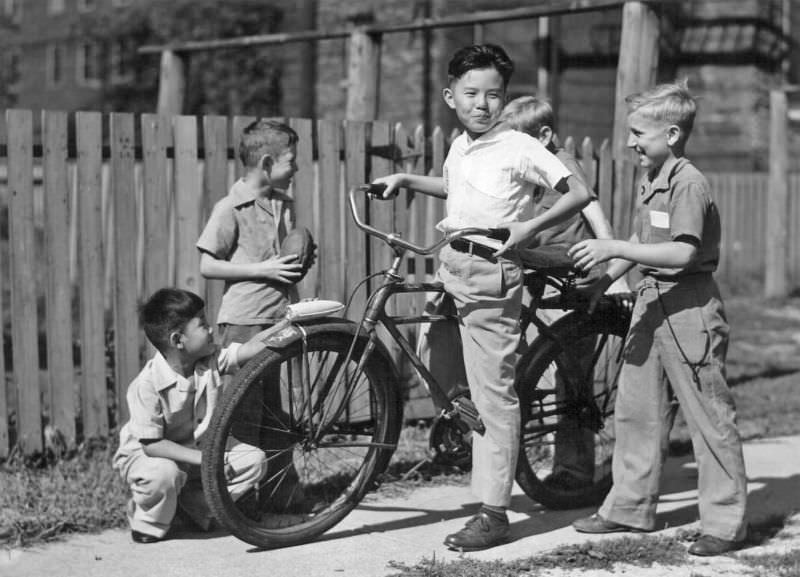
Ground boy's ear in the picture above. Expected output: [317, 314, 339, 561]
[259, 153, 274, 174]
[442, 87, 455, 110]
[169, 331, 184, 349]
[538, 126, 554, 146]
[666, 124, 682, 146]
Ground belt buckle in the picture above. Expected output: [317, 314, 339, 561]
[466, 240, 475, 255]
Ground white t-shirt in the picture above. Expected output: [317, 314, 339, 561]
[438, 128, 572, 248]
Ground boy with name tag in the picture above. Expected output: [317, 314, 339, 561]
[567, 81, 748, 557]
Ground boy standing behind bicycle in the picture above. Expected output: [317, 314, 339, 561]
[568, 81, 748, 556]
[197, 119, 311, 509]
[373, 43, 593, 551]
[500, 95, 629, 492]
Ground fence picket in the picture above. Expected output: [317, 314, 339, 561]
[581, 137, 596, 191]
[42, 110, 76, 446]
[141, 115, 172, 295]
[598, 139, 613, 229]
[343, 121, 368, 319]
[173, 116, 202, 293]
[110, 113, 139, 426]
[7, 110, 41, 453]
[317, 119, 344, 303]
[202, 115, 229, 325]
[76, 112, 108, 439]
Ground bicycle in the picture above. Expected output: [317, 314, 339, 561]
[200, 184, 632, 549]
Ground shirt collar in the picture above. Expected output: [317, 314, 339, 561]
[645, 156, 687, 195]
[151, 352, 180, 392]
[229, 178, 294, 209]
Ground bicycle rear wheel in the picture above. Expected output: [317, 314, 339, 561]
[515, 302, 629, 509]
[201, 321, 402, 549]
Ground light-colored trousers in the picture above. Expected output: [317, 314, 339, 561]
[118, 442, 267, 538]
[599, 274, 747, 541]
[438, 246, 523, 508]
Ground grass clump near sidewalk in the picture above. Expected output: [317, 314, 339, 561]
[387, 535, 688, 577]
[0, 439, 128, 547]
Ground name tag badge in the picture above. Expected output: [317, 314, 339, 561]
[649, 210, 670, 228]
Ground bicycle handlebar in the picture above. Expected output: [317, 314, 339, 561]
[348, 184, 508, 256]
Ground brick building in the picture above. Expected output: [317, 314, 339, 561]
[1, 0, 797, 170]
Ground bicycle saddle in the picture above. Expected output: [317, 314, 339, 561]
[519, 244, 582, 278]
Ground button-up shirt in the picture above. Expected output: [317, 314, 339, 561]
[197, 178, 293, 324]
[634, 156, 721, 279]
[113, 343, 242, 465]
[438, 128, 572, 248]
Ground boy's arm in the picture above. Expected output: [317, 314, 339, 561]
[199, 251, 302, 285]
[141, 438, 202, 466]
[581, 200, 614, 240]
[371, 173, 445, 199]
[570, 234, 698, 273]
[495, 173, 592, 256]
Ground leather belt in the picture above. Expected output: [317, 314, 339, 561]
[449, 239, 497, 261]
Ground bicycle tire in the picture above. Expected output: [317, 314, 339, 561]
[515, 302, 630, 510]
[201, 321, 402, 549]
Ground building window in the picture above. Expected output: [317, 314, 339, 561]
[47, 0, 65, 14]
[110, 39, 134, 84]
[46, 43, 66, 88]
[3, 0, 22, 25]
[77, 0, 96, 13]
[76, 41, 103, 88]
[6, 48, 21, 94]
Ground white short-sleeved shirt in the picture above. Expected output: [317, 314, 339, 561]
[438, 128, 572, 247]
[112, 343, 242, 466]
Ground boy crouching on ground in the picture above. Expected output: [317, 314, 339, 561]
[112, 287, 273, 543]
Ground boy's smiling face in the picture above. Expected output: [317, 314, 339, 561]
[626, 109, 678, 170]
[443, 67, 506, 138]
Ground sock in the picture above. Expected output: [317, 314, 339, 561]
[480, 504, 507, 521]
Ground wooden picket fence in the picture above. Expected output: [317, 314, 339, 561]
[0, 109, 798, 457]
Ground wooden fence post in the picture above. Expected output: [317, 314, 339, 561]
[345, 28, 381, 121]
[611, 1, 659, 232]
[157, 50, 186, 116]
[766, 89, 789, 297]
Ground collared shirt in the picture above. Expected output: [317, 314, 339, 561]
[634, 156, 721, 279]
[437, 128, 572, 249]
[197, 178, 294, 324]
[113, 343, 242, 464]
[532, 148, 596, 247]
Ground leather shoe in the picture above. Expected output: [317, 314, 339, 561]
[572, 513, 645, 534]
[131, 530, 162, 544]
[688, 534, 744, 557]
[444, 510, 509, 551]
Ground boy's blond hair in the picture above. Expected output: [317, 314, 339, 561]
[625, 80, 696, 137]
[501, 96, 556, 136]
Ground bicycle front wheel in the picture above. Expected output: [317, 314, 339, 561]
[515, 303, 629, 509]
[201, 321, 402, 549]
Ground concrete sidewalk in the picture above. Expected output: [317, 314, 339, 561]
[4, 435, 800, 577]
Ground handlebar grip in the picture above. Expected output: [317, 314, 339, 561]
[362, 182, 389, 199]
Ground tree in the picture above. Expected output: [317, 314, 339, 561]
[77, 0, 283, 116]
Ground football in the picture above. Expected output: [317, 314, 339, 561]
[280, 226, 316, 281]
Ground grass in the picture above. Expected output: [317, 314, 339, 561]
[0, 438, 128, 548]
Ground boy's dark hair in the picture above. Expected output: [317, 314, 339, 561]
[239, 119, 299, 168]
[140, 288, 205, 353]
[447, 44, 514, 86]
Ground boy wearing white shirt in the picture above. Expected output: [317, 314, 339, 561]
[373, 44, 592, 551]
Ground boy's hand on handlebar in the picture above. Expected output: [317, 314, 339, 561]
[370, 175, 404, 200]
[257, 255, 303, 284]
